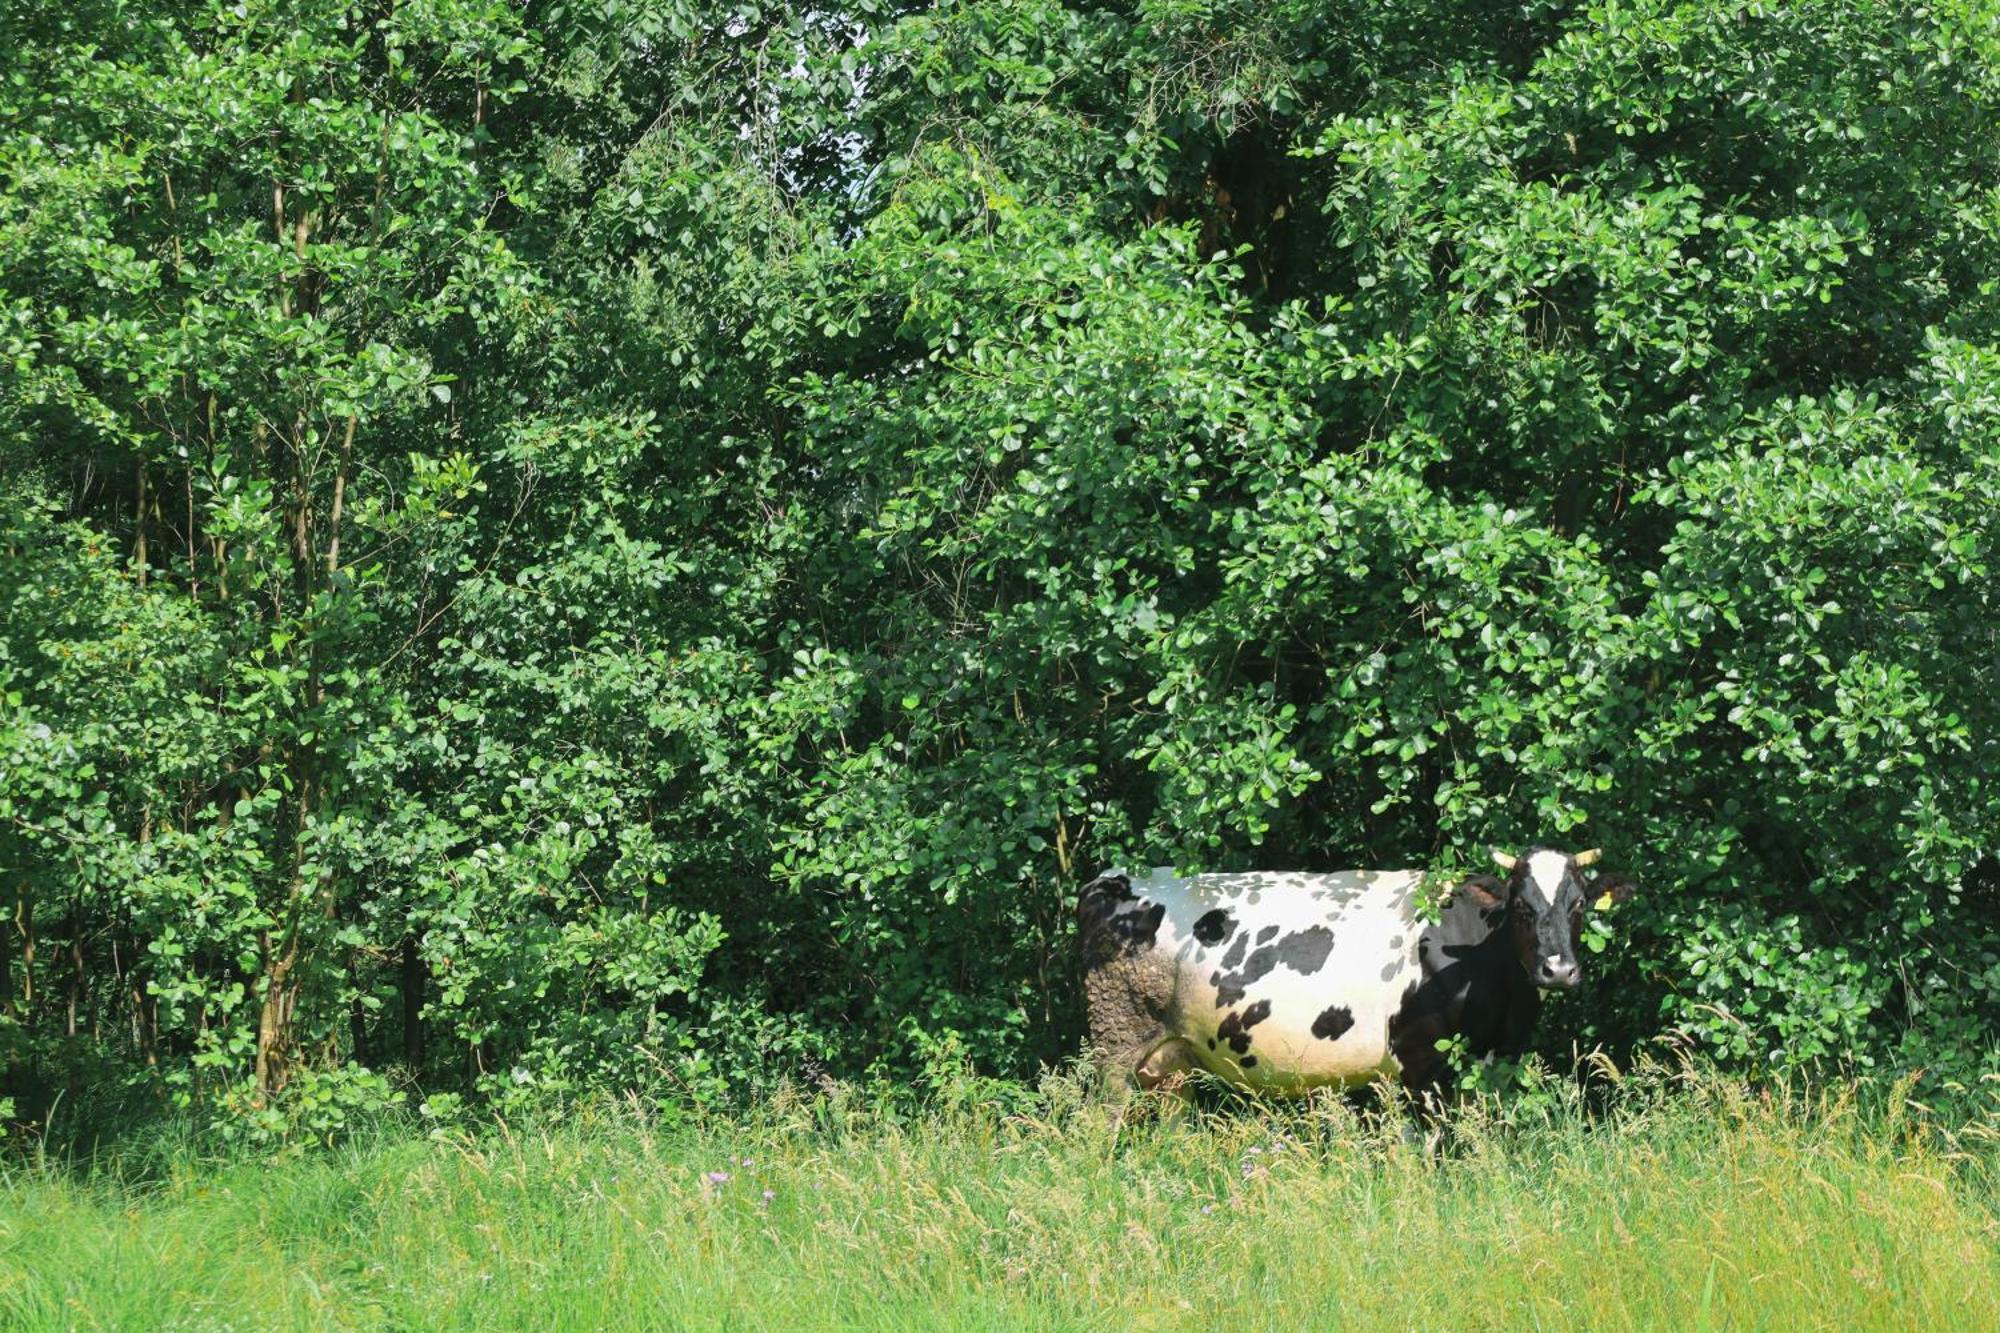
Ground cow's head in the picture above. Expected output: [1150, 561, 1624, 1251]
[1481, 846, 1635, 990]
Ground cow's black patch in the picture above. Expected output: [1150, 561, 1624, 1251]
[1112, 901, 1166, 952]
[1192, 909, 1235, 947]
[1207, 1037, 1216, 1050]
[1211, 925, 1338, 1006]
[1216, 999, 1273, 1054]
[1078, 872, 1134, 911]
[1274, 925, 1336, 976]
[1076, 874, 1135, 965]
[1256, 924, 1280, 944]
[1311, 1005, 1355, 1041]
[1211, 945, 1278, 1006]
[1241, 1055, 1258, 1068]
[1076, 874, 1166, 964]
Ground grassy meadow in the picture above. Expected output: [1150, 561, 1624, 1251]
[2, 1068, 1996, 1331]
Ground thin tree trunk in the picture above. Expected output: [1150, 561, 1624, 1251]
[326, 415, 355, 575]
[0, 884, 12, 1020]
[17, 888, 32, 1011]
[132, 808, 155, 1065]
[346, 954, 367, 1065]
[401, 935, 425, 1068]
[133, 461, 148, 583]
[254, 931, 299, 1101]
[66, 924, 82, 1038]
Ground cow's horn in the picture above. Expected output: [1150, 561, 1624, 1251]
[1574, 847, 1602, 867]
[1490, 848, 1518, 871]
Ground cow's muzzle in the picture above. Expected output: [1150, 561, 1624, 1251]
[1534, 958, 1580, 990]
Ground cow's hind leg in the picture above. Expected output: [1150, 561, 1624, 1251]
[1087, 1035, 1201, 1130]
[1134, 1036, 1201, 1098]
[1081, 980, 1175, 1103]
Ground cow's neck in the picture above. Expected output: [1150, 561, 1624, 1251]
[1407, 897, 1542, 1061]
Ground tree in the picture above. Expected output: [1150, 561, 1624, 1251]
[4, 2, 1998, 1138]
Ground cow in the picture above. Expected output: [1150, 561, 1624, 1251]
[1076, 846, 1634, 1100]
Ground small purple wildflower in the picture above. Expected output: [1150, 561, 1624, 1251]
[1200, 1204, 1214, 1215]
[706, 1170, 731, 1186]
[760, 1189, 776, 1207]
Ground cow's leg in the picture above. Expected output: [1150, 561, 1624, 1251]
[1390, 1020, 1454, 1148]
[1133, 1036, 1200, 1095]
[1399, 1055, 1452, 1106]
[1087, 1034, 1200, 1129]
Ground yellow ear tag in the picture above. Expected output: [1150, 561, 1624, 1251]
[1594, 891, 1614, 911]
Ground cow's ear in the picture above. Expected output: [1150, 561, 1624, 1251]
[1457, 874, 1507, 909]
[1588, 875, 1636, 910]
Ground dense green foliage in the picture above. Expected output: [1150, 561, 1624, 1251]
[3, 1072, 1997, 1328]
[3, 0, 1998, 1135]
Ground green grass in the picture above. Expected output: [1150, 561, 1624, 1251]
[2, 1068, 1997, 1330]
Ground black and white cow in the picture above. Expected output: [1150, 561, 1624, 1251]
[1076, 847, 1634, 1098]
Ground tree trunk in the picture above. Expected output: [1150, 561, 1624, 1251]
[0, 883, 12, 1020]
[401, 935, 425, 1069]
[253, 932, 299, 1102]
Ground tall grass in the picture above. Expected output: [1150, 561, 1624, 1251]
[2, 1064, 1996, 1330]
